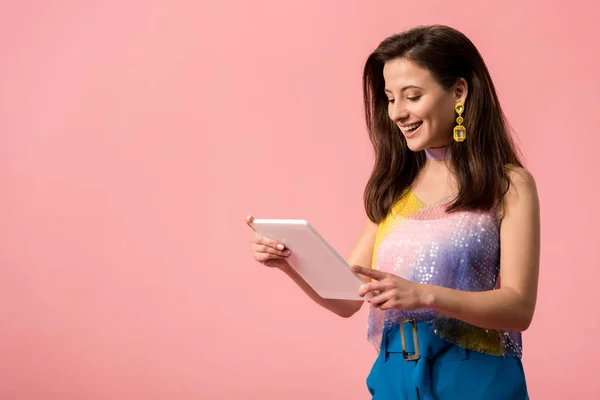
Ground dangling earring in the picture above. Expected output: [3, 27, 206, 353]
[453, 102, 466, 142]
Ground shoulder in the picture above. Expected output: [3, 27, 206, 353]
[505, 166, 537, 199]
[501, 166, 539, 218]
[506, 165, 535, 185]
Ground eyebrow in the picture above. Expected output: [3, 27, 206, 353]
[384, 85, 424, 94]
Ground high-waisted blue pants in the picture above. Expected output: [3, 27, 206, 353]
[366, 321, 529, 399]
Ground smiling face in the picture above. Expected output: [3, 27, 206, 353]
[383, 58, 468, 152]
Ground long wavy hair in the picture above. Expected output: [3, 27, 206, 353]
[363, 25, 523, 222]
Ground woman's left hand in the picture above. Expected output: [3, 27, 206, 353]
[351, 265, 427, 311]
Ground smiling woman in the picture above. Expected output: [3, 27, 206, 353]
[247, 24, 539, 400]
[356, 25, 538, 400]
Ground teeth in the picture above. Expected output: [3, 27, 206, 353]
[403, 122, 422, 132]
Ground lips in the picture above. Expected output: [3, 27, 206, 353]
[399, 121, 423, 138]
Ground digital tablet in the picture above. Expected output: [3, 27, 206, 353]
[249, 218, 370, 301]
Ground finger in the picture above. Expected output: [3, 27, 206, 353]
[358, 281, 386, 297]
[374, 299, 395, 310]
[255, 252, 287, 263]
[368, 290, 393, 307]
[246, 215, 255, 228]
[253, 243, 291, 257]
[254, 233, 286, 251]
[351, 265, 388, 281]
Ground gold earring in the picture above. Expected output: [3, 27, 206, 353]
[453, 102, 466, 142]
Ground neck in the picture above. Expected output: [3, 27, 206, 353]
[424, 146, 451, 161]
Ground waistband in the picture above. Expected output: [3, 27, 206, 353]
[382, 319, 469, 359]
[380, 319, 469, 400]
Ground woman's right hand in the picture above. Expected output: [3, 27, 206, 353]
[246, 215, 292, 269]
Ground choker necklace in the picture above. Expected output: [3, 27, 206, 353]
[424, 146, 451, 161]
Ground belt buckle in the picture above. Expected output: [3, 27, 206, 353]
[400, 318, 420, 361]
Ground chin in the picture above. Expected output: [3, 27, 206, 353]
[405, 137, 428, 153]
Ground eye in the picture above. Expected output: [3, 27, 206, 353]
[387, 98, 395, 104]
[407, 96, 422, 102]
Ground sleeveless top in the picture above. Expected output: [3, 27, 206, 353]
[366, 189, 523, 358]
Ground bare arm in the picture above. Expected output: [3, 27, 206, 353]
[248, 215, 379, 318]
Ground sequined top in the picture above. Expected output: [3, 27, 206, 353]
[367, 189, 523, 358]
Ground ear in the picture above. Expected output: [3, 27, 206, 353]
[454, 78, 468, 104]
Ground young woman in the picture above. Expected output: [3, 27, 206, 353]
[247, 25, 540, 399]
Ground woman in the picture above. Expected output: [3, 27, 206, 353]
[247, 25, 539, 399]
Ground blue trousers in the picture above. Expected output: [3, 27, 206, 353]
[366, 321, 529, 399]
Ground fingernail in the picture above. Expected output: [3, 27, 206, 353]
[351, 265, 359, 270]
[277, 244, 284, 250]
[284, 250, 291, 255]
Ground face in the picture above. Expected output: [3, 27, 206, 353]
[382, 58, 467, 151]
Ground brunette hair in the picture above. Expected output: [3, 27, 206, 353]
[363, 25, 523, 222]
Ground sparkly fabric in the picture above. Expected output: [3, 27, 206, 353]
[367, 190, 523, 358]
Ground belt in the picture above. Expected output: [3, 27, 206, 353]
[381, 319, 469, 400]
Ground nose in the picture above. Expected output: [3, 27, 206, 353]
[388, 101, 409, 123]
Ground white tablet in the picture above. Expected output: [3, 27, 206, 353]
[249, 218, 369, 301]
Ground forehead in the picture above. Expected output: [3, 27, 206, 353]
[382, 58, 434, 89]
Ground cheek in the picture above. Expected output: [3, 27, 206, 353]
[406, 102, 428, 120]
[423, 102, 453, 129]
[410, 101, 435, 125]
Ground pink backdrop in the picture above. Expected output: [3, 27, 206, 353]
[1, 1, 599, 399]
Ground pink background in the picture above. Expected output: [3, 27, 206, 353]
[1, 1, 599, 399]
